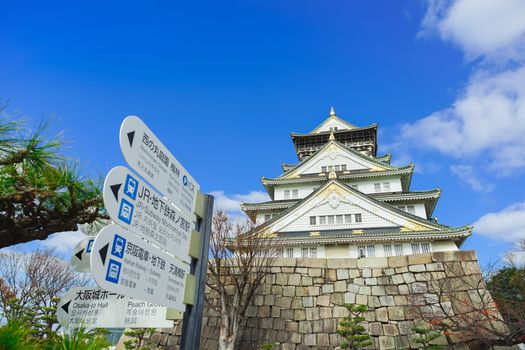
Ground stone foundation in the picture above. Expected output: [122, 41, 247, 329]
[150, 250, 504, 350]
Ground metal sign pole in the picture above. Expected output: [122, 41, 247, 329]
[180, 191, 214, 350]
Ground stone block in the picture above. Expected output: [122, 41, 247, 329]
[271, 285, 283, 295]
[388, 306, 405, 320]
[398, 320, 414, 335]
[462, 261, 481, 275]
[415, 272, 431, 281]
[275, 257, 297, 267]
[334, 280, 346, 292]
[325, 269, 337, 282]
[323, 318, 336, 333]
[344, 292, 356, 304]
[375, 307, 388, 322]
[296, 286, 308, 297]
[254, 295, 264, 305]
[308, 268, 322, 277]
[329, 333, 343, 347]
[308, 286, 320, 296]
[330, 293, 344, 305]
[281, 267, 294, 273]
[327, 258, 357, 269]
[294, 309, 306, 320]
[412, 282, 428, 293]
[370, 322, 383, 336]
[297, 258, 326, 268]
[304, 333, 317, 345]
[246, 305, 258, 317]
[388, 255, 407, 268]
[379, 336, 395, 349]
[384, 268, 395, 275]
[285, 321, 298, 332]
[358, 257, 389, 268]
[276, 296, 292, 308]
[260, 317, 273, 329]
[320, 307, 332, 319]
[402, 273, 416, 284]
[336, 269, 349, 280]
[356, 293, 368, 305]
[257, 305, 271, 317]
[385, 285, 398, 294]
[271, 306, 281, 318]
[359, 285, 372, 295]
[302, 296, 314, 307]
[426, 262, 444, 271]
[317, 295, 330, 306]
[391, 274, 404, 284]
[363, 310, 376, 321]
[395, 266, 409, 273]
[301, 276, 313, 286]
[283, 286, 295, 297]
[305, 307, 320, 320]
[353, 277, 364, 285]
[312, 319, 323, 333]
[276, 273, 288, 285]
[409, 264, 426, 272]
[383, 324, 399, 336]
[333, 306, 349, 317]
[317, 333, 330, 346]
[264, 295, 275, 305]
[365, 277, 378, 285]
[372, 285, 386, 296]
[347, 283, 360, 293]
[372, 268, 384, 277]
[362, 268, 372, 278]
[349, 269, 361, 278]
[379, 295, 395, 306]
[281, 308, 294, 319]
[290, 332, 302, 343]
[322, 284, 334, 294]
[368, 295, 380, 307]
[298, 320, 312, 333]
[408, 253, 432, 265]
[291, 297, 303, 309]
[288, 274, 301, 286]
[394, 295, 409, 306]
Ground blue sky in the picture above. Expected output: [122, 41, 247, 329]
[1, 0, 525, 267]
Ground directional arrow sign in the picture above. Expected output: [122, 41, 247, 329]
[56, 286, 174, 328]
[120, 116, 199, 219]
[103, 166, 192, 262]
[70, 237, 95, 273]
[91, 225, 189, 311]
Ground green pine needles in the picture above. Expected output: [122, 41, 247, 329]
[336, 304, 373, 349]
[411, 326, 443, 350]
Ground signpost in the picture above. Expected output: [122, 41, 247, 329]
[103, 166, 193, 263]
[57, 287, 174, 328]
[70, 237, 95, 273]
[90, 224, 189, 312]
[120, 116, 199, 219]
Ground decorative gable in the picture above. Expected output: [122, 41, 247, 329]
[282, 142, 392, 179]
[255, 181, 440, 235]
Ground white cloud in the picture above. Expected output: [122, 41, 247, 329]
[421, 0, 525, 62]
[210, 190, 269, 214]
[450, 164, 494, 192]
[402, 1, 525, 177]
[474, 201, 525, 242]
[40, 229, 86, 255]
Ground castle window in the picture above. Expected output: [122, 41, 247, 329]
[358, 245, 366, 258]
[351, 184, 358, 190]
[355, 213, 362, 223]
[344, 214, 352, 223]
[284, 190, 290, 199]
[276, 249, 284, 257]
[421, 243, 431, 253]
[327, 215, 335, 224]
[341, 165, 347, 171]
[309, 247, 317, 258]
[398, 206, 406, 212]
[366, 245, 376, 257]
[384, 245, 392, 257]
[302, 248, 309, 258]
[394, 244, 403, 256]
[411, 243, 421, 254]
[335, 165, 340, 172]
[321, 166, 327, 173]
[292, 189, 299, 199]
[407, 205, 415, 214]
[382, 182, 391, 192]
[264, 214, 271, 222]
[336, 215, 343, 224]
[309, 216, 316, 225]
[374, 183, 381, 192]
[319, 216, 326, 225]
[286, 248, 294, 257]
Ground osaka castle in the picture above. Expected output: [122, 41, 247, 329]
[240, 107, 472, 259]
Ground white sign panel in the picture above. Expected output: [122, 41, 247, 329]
[70, 237, 95, 273]
[120, 115, 199, 219]
[57, 287, 173, 328]
[91, 225, 189, 311]
[103, 166, 192, 262]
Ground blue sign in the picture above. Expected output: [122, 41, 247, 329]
[124, 174, 139, 200]
[86, 239, 94, 253]
[118, 198, 134, 225]
[111, 234, 126, 259]
[105, 259, 122, 284]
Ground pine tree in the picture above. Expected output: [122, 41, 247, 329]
[336, 304, 373, 349]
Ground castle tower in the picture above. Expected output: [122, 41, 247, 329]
[241, 108, 471, 258]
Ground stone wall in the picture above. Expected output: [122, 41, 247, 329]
[152, 250, 503, 350]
